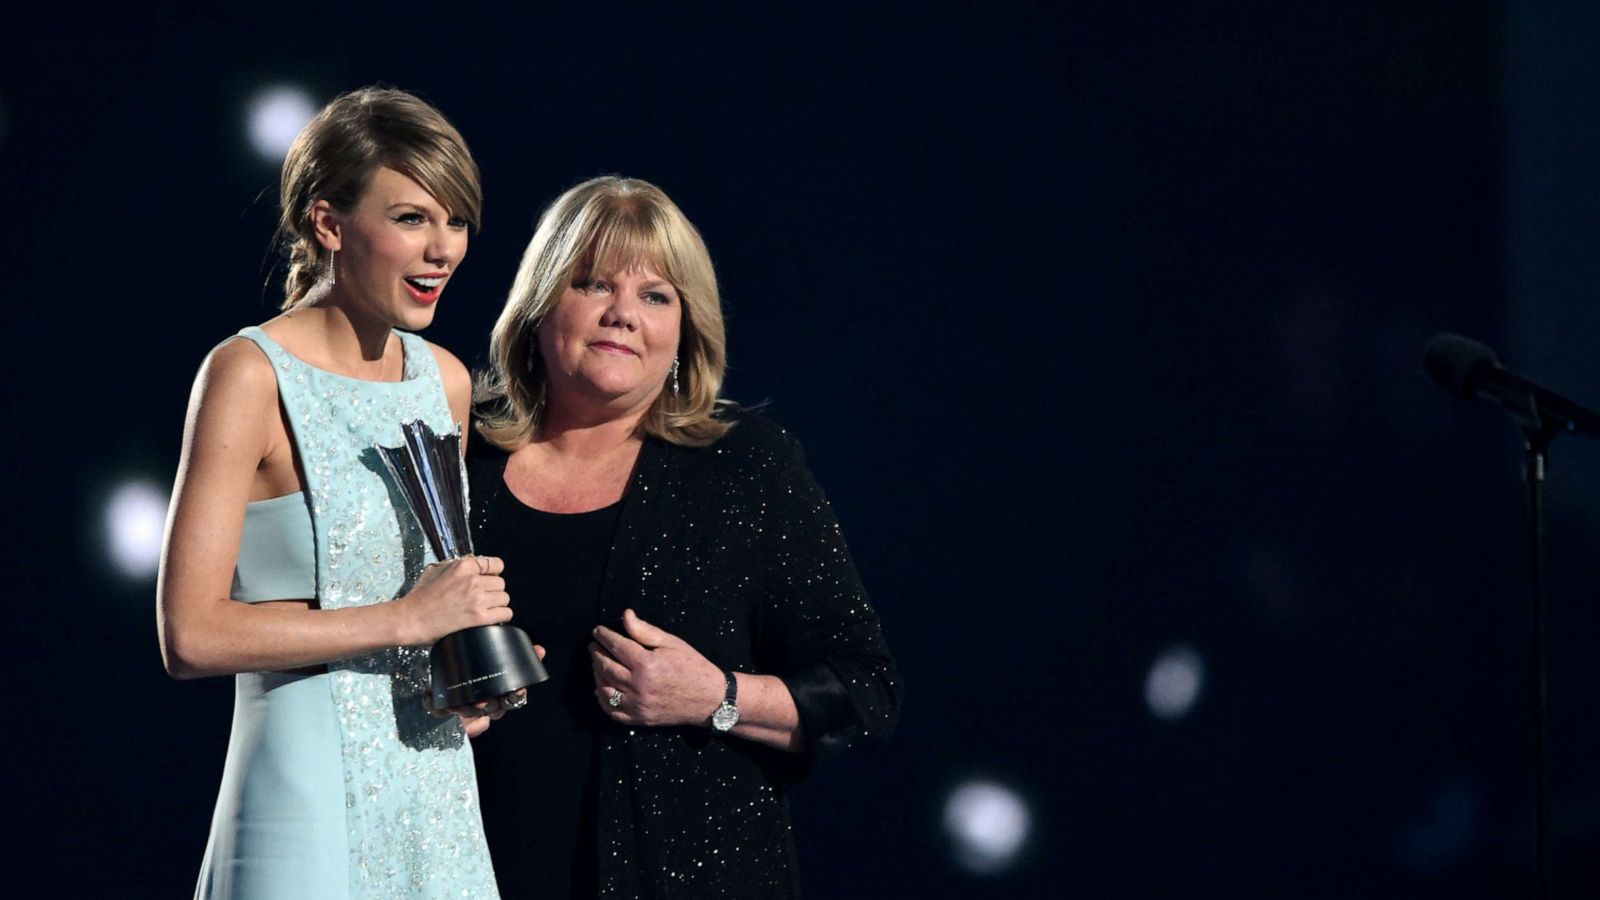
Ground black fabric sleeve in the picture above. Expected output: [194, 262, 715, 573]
[759, 431, 901, 758]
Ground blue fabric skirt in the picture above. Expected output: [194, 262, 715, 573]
[195, 671, 347, 899]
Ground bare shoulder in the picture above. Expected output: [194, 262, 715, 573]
[425, 341, 470, 386]
[178, 336, 282, 472]
[425, 340, 472, 417]
[198, 336, 280, 405]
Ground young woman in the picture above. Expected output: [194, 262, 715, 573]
[159, 87, 515, 898]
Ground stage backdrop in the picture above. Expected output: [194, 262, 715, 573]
[7, 3, 1597, 897]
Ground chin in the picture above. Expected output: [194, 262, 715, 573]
[399, 306, 440, 331]
[580, 375, 646, 399]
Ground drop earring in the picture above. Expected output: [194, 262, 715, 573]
[327, 249, 336, 286]
[671, 357, 681, 394]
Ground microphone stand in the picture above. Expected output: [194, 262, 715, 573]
[1421, 334, 1600, 896]
[1521, 420, 1556, 900]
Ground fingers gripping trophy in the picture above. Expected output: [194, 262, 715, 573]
[378, 419, 548, 711]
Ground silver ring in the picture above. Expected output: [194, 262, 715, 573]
[477, 556, 490, 575]
[608, 689, 624, 708]
[504, 693, 527, 710]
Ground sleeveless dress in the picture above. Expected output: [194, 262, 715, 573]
[194, 326, 500, 899]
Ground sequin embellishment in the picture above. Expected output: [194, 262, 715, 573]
[239, 327, 499, 898]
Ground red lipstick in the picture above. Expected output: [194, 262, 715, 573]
[403, 272, 448, 305]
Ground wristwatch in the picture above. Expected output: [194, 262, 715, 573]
[710, 670, 740, 732]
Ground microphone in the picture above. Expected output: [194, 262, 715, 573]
[1423, 332, 1600, 439]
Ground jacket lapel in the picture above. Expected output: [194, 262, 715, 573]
[599, 437, 674, 625]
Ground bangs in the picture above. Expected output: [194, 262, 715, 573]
[573, 197, 679, 285]
[390, 147, 483, 231]
[480, 173, 730, 449]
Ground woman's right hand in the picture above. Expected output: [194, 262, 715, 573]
[399, 555, 512, 645]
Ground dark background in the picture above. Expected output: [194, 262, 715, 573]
[8, 2, 1600, 897]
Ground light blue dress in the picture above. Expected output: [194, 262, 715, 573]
[194, 327, 499, 899]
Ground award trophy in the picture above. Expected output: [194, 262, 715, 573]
[377, 419, 548, 710]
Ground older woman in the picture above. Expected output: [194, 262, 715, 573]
[159, 88, 517, 898]
[468, 175, 900, 898]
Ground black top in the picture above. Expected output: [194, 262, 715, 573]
[466, 412, 900, 900]
[469, 457, 622, 899]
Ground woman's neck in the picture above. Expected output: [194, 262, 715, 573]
[279, 296, 397, 379]
[504, 399, 647, 512]
[534, 402, 647, 460]
[309, 294, 392, 360]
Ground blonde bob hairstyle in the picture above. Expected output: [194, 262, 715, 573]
[476, 176, 732, 449]
[276, 86, 483, 309]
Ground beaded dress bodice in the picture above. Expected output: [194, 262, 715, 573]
[234, 326, 498, 898]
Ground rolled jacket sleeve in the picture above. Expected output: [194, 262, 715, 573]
[761, 433, 901, 757]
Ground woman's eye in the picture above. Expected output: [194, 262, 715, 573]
[393, 212, 425, 225]
[448, 217, 470, 230]
[645, 291, 673, 305]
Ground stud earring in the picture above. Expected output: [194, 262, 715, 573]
[671, 357, 681, 394]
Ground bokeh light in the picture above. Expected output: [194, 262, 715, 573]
[246, 85, 316, 162]
[1144, 643, 1205, 720]
[943, 778, 1031, 875]
[105, 480, 169, 579]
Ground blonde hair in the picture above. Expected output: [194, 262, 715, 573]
[276, 86, 483, 309]
[476, 175, 732, 449]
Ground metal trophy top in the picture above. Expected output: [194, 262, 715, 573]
[376, 419, 472, 561]
[376, 418, 550, 707]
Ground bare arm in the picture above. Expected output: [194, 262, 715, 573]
[157, 340, 512, 679]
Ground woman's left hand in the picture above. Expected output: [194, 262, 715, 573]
[460, 713, 494, 739]
[425, 644, 543, 738]
[428, 688, 529, 738]
[590, 609, 724, 727]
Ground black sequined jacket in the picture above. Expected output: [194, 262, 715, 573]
[489, 412, 900, 899]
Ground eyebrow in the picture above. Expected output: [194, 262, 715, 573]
[384, 201, 448, 214]
[581, 271, 676, 293]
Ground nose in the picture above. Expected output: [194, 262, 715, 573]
[598, 289, 642, 331]
[425, 223, 467, 271]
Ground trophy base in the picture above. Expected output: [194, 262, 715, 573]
[429, 624, 549, 709]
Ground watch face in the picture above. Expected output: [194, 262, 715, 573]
[711, 702, 739, 732]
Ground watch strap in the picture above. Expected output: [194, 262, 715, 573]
[710, 670, 740, 732]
